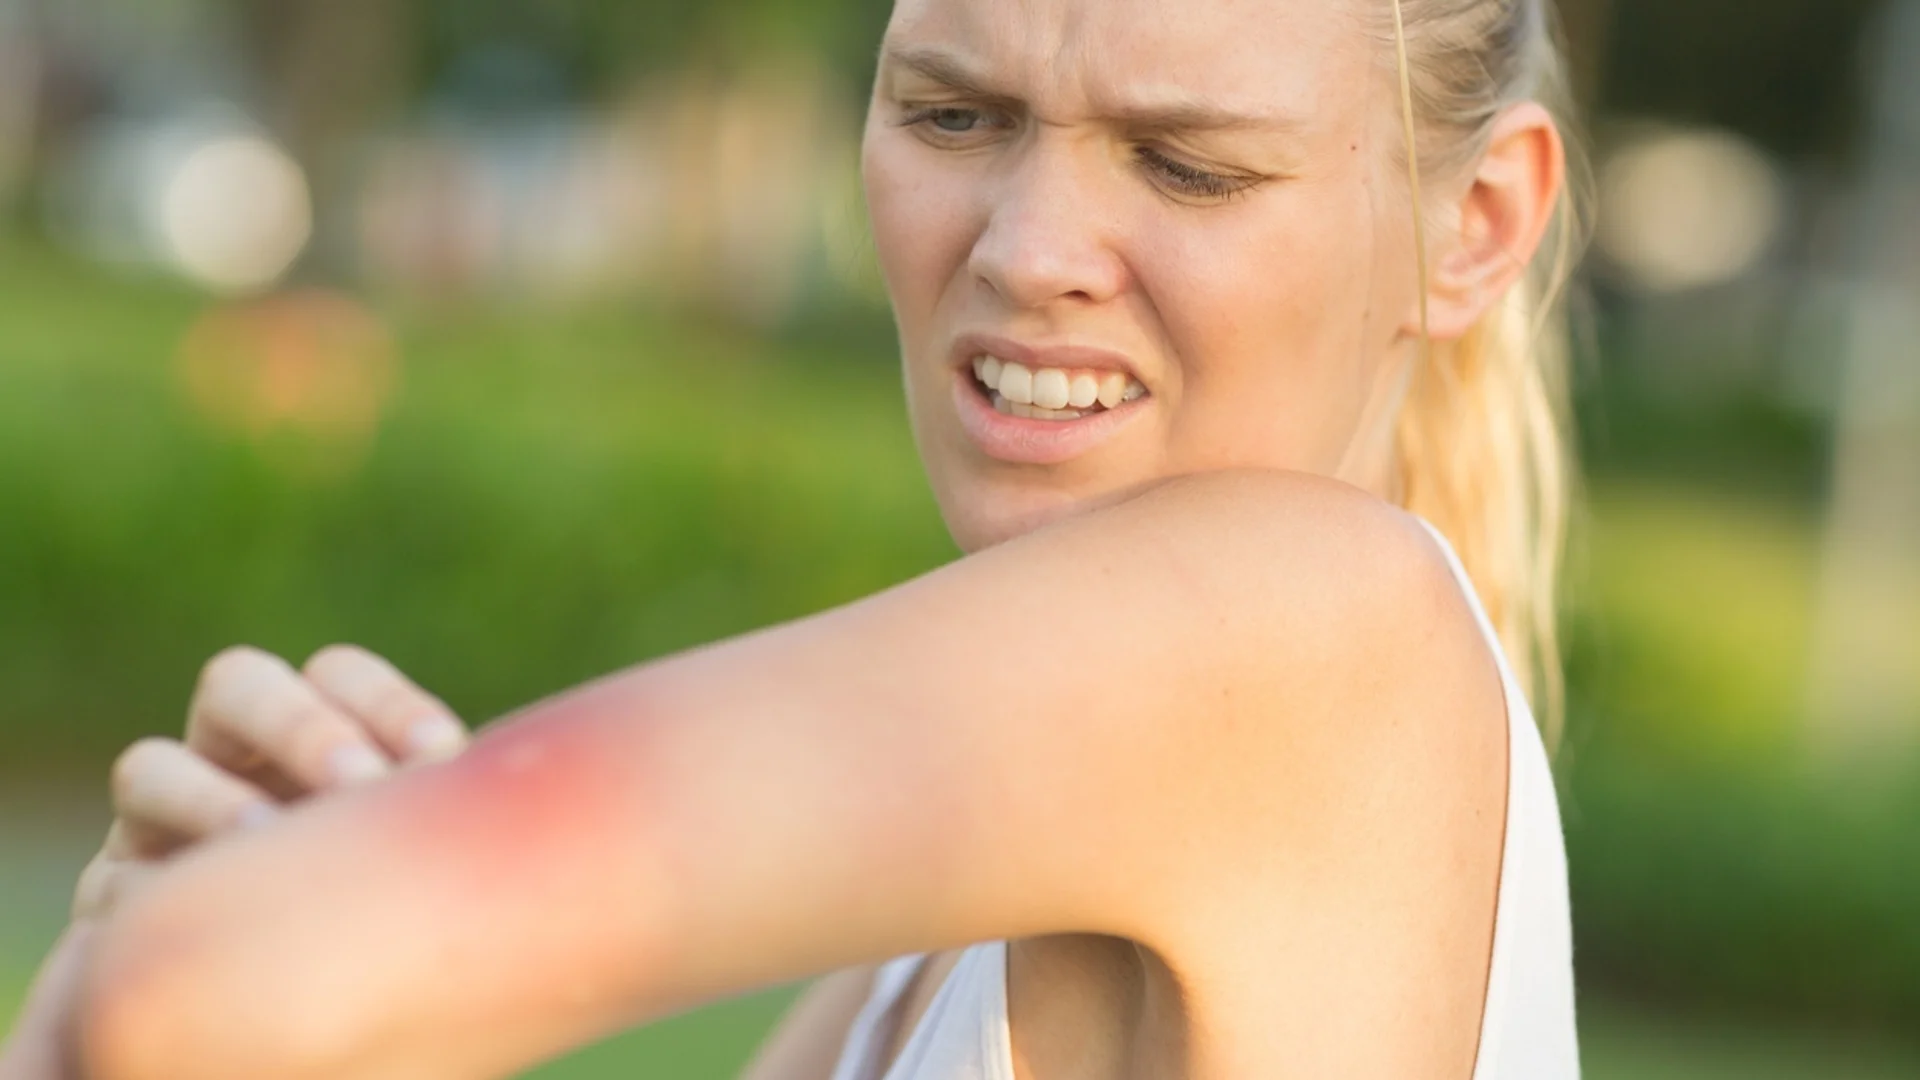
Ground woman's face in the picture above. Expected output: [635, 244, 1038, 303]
[864, 0, 1426, 551]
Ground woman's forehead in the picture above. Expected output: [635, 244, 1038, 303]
[884, 0, 1368, 122]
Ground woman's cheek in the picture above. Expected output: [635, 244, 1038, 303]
[1148, 210, 1374, 469]
[865, 141, 978, 329]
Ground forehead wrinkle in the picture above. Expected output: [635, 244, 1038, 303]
[883, 0, 1354, 137]
[880, 40, 1311, 138]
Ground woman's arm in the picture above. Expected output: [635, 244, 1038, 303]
[76, 470, 1504, 1080]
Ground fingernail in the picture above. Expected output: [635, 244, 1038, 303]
[407, 714, 469, 762]
[239, 801, 280, 830]
[329, 743, 391, 786]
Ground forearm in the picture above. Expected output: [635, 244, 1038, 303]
[74, 677, 682, 1080]
[73, 648, 949, 1080]
[74, 584, 1107, 1080]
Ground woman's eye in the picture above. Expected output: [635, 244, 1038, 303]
[1137, 147, 1257, 202]
[927, 108, 982, 133]
[900, 105, 1002, 140]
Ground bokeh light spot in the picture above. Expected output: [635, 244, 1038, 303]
[176, 289, 398, 474]
[1598, 127, 1785, 294]
[160, 135, 314, 294]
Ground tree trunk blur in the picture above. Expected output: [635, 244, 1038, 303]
[1556, 0, 1615, 111]
[229, 0, 414, 268]
[1806, 0, 1920, 763]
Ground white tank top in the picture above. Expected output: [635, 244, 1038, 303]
[828, 520, 1580, 1080]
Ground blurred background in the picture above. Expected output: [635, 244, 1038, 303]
[1, 0, 1917, 1075]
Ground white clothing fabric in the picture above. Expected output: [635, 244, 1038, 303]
[828, 520, 1580, 1080]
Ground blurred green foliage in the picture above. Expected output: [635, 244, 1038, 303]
[2, 237, 1918, 1054]
[0, 239, 952, 769]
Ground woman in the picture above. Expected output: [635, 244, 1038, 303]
[2, 0, 1581, 1075]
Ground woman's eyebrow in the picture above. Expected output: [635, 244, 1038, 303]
[880, 44, 1305, 136]
[883, 44, 1005, 100]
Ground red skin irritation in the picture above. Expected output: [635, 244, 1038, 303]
[390, 684, 645, 891]
[76, 681, 673, 1077]
[341, 674, 695, 1025]
[369, 677, 676, 1003]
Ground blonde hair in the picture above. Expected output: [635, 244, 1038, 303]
[1384, 0, 1586, 749]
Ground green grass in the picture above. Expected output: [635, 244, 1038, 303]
[1578, 999, 1920, 1080]
[1566, 481, 1826, 760]
[0, 239, 958, 772]
[521, 992, 795, 1079]
[0, 976, 796, 1079]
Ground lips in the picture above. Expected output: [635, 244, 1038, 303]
[969, 355, 1147, 419]
[947, 336, 1151, 465]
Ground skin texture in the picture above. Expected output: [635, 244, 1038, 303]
[34, 0, 1567, 1075]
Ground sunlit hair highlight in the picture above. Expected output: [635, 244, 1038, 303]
[1383, 0, 1586, 750]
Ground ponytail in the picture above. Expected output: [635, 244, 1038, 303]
[1385, 0, 1586, 749]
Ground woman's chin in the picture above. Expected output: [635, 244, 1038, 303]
[938, 476, 1145, 554]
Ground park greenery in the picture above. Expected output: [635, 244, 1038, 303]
[4, 2, 1917, 1075]
[2, 229, 1917, 1064]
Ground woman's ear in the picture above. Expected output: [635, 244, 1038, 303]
[1424, 102, 1565, 340]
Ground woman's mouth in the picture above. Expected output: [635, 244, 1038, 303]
[968, 355, 1147, 420]
[951, 353, 1151, 466]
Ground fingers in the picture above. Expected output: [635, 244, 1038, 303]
[72, 850, 164, 922]
[302, 644, 468, 764]
[109, 737, 277, 858]
[187, 646, 394, 791]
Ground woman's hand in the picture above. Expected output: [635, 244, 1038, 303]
[0, 645, 468, 1079]
[0, 923, 98, 1080]
[73, 644, 470, 922]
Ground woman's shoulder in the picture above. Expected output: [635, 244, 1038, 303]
[1020, 468, 1475, 641]
[955, 469, 1511, 894]
[965, 467, 1504, 779]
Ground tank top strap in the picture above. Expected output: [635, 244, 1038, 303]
[829, 942, 1017, 1080]
[827, 954, 930, 1080]
[1411, 516, 1529, 707]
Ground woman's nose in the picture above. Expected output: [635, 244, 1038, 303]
[967, 141, 1129, 311]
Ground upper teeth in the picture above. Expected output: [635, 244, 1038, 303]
[972, 356, 1145, 410]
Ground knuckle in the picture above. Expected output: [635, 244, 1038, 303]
[302, 642, 373, 681]
[194, 647, 287, 721]
[73, 859, 114, 919]
[246, 669, 329, 735]
[369, 678, 432, 723]
[199, 644, 271, 688]
[110, 737, 176, 802]
[102, 865, 149, 914]
[281, 699, 359, 767]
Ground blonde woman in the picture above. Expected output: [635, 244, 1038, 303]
[2, 0, 1582, 1075]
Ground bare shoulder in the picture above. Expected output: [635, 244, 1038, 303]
[1061, 468, 1497, 725]
[1098, 471, 1511, 1076]
[1066, 468, 1465, 621]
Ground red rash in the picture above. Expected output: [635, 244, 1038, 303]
[379, 678, 663, 918]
